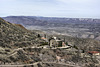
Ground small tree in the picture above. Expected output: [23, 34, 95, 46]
[37, 34, 41, 38]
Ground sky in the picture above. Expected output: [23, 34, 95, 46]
[0, 0, 100, 18]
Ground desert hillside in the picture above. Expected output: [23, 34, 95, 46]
[0, 17, 100, 67]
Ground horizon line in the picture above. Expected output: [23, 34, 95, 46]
[1, 15, 100, 19]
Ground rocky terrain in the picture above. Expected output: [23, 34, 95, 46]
[1, 17, 100, 67]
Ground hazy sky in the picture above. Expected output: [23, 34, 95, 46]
[0, 0, 100, 18]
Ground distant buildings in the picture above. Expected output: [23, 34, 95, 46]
[39, 33, 73, 49]
[49, 36, 67, 48]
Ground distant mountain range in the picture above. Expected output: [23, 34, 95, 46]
[3, 16, 100, 27]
